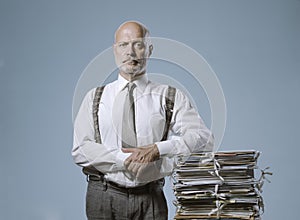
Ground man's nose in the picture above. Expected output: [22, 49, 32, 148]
[126, 43, 136, 57]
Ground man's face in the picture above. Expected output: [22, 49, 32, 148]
[114, 25, 151, 78]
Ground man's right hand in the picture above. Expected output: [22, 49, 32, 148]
[122, 144, 161, 181]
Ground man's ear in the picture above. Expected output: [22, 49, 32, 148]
[148, 44, 153, 57]
[113, 44, 117, 55]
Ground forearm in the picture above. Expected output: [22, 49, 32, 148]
[156, 89, 214, 157]
[156, 128, 214, 157]
[72, 140, 129, 173]
[72, 88, 130, 173]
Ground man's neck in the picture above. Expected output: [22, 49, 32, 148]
[119, 71, 146, 82]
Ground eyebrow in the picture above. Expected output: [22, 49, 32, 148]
[115, 39, 145, 44]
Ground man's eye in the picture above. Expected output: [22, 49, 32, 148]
[118, 43, 127, 48]
[134, 42, 144, 49]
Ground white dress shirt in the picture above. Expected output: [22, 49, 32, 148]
[72, 74, 213, 187]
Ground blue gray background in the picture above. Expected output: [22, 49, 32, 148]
[1, 0, 299, 219]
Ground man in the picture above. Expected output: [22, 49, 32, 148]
[72, 21, 213, 220]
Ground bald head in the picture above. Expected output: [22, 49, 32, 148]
[114, 21, 149, 43]
[113, 21, 153, 81]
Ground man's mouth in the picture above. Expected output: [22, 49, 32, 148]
[123, 59, 139, 65]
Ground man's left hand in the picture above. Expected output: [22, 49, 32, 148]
[122, 144, 160, 177]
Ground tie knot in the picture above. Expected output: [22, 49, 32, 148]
[127, 82, 136, 93]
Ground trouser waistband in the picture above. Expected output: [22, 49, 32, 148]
[87, 175, 164, 194]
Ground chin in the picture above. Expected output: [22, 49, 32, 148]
[124, 67, 143, 75]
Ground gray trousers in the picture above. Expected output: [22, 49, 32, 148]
[86, 179, 168, 220]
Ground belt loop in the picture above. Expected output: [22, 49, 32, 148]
[128, 188, 132, 196]
[148, 181, 155, 194]
[102, 177, 107, 191]
[149, 182, 154, 194]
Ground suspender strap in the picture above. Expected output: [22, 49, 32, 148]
[93, 86, 105, 144]
[83, 86, 106, 177]
[161, 86, 176, 141]
[92, 85, 175, 143]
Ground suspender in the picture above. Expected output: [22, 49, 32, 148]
[82, 86, 106, 177]
[84, 85, 176, 177]
[161, 86, 176, 141]
[93, 86, 105, 144]
[92, 85, 176, 143]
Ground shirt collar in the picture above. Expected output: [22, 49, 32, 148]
[117, 74, 148, 93]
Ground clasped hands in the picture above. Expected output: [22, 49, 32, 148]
[122, 144, 160, 180]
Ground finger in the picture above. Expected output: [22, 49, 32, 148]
[122, 147, 136, 153]
[138, 155, 145, 162]
[132, 163, 143, 175]
[127, 162, 138, 175]
[129, 161, 144, 175]
[124, 158, 130, 167]
[124, 155, 134, 167]
[132, 152, 143, 162]
[135, 151, 149, 163]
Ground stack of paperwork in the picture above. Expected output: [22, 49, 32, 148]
[173, 151, 271, 220]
